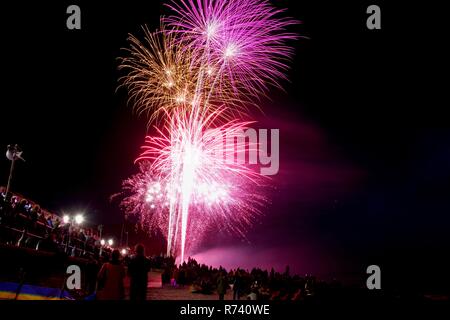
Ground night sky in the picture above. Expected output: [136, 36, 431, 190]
[1, 1, 449, 291]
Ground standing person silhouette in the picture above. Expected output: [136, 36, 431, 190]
[217, 271, 228, 300]
[96, 250, 125, 300]
[127, 244, 151, 300]
[233, 270, 242, 300]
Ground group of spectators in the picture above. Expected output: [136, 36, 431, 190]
[94, 244, 151, 300]
[159, 257, 340, 301]
[0, 189, 153, 300]
[0, 188, 113, 260]
[1, 188, 340, 301]
[83, 252, 331, 301]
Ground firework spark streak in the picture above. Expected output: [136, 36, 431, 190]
[118, 0, 297, 262]
[164, 0, 298, 99]
[118, 23, 248, 123]
[122, 109, 266, 261]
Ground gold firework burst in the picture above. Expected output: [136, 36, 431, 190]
[119, 23, 252, 125]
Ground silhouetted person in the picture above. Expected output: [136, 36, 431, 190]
[217, 271, 228, 300]
[233, 270, 242, 300]
[127, 244, 151, 300]
[86, 256, 99, 295]
[96, 249, 125, 300]
[177, 268, 186, 287]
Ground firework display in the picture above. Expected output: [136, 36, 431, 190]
[164, 0, 297, 98]
[119, 0, 296, 262]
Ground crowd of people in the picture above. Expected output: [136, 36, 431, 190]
[1, 188, 337, 301]
[84, 251, 332, 301]
[0, 188, 112, 259]
[159, 257, 339, 301]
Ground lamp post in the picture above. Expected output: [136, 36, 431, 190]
[120, 222, 124, 247]
[98, 224, 103, 244]
[5, 144, 25, 197]
[62, 214, 84, 254]
[100, 239, 105, 257]
[63, 215, 71, 252]
[120, 217, 128, 248]
[74, 214, 84, 225]
[63, 215, 70, 224]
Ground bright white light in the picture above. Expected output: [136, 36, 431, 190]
[74, 214, 84, 225]
[108, 239, 114, 246]
[121, 249, 128, 255]
[175, 95, 186, 103]
[205, 21, 218, 39]
[224, 43, 238, 59]
[196, 182, 228, 205]
[63, 215, 70, 224]
[100, 239, 105, 246]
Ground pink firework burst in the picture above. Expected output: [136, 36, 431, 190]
[118, 0, 298, 263]
[164, 0, 298, 99]
[119, 162, 169, 234]
[121, 108, 267, 261]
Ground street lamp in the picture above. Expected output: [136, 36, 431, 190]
[74, 214, 84, 225]
[99, 239, 106, 257]
[5, 144, 25, 196]
[121, 248, 128, 256]
[98, 224, 103, 243]
[63, 215, 70, 224]
[108, 239, 114, 246]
